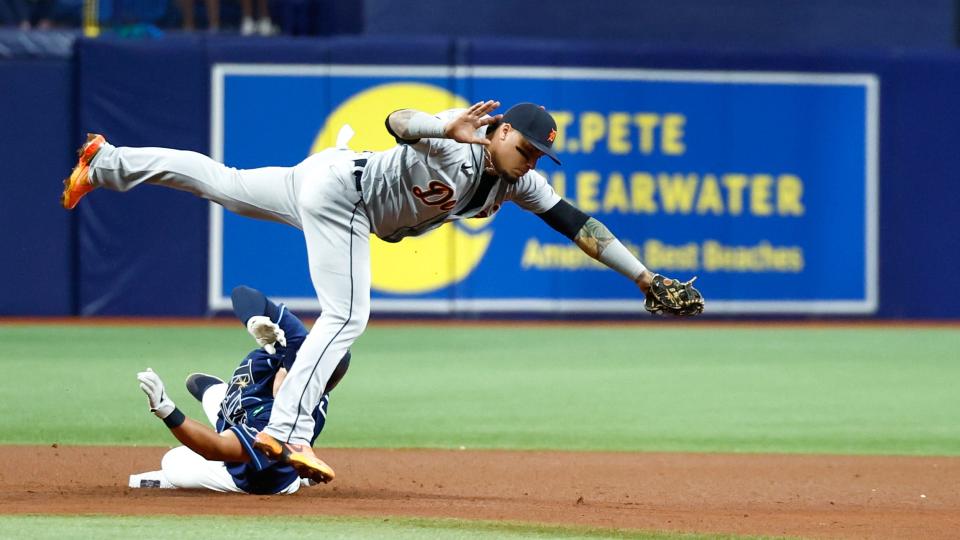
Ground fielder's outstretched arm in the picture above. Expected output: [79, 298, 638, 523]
[537, 199, 654, 292]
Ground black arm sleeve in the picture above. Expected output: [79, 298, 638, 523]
[230, 285, 282, 326]
[384, 110, 420, 145]
[536, 199, 591, 240]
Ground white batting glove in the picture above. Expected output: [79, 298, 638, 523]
[137, 368, 176, 419]
[246, 315, 286, 354]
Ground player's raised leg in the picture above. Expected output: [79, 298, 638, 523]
[254, 153, 372, 484]
[62, 133, 106, 209]
[185, 373, 227, 427]
[62, 136, 303, 228]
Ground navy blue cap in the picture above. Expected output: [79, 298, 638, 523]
[502, 103, 561, 165]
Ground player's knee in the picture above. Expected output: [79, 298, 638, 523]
[351, 308, 370, 335]
[318, 306, 368, 337]
[160, 448, 189, 486]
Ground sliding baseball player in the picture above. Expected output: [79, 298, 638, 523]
[129, 285, 349, 493]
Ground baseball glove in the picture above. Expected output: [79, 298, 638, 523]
[644, 274, 704, 316]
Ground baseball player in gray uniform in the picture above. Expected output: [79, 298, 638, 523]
[62, 100, 704, 483]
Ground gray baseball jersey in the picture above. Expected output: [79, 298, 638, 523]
[360, 109, 561, 242]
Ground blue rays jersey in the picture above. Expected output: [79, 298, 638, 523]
[214, 302, 329, 495]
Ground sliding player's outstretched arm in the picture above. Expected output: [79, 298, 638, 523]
[168, 417, 247, 462]
[136, 368, 248, 462]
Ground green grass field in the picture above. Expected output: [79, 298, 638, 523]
[0, 323, 957, 539]
[0, 515, 790, 540]
[1, 324, 957, 454]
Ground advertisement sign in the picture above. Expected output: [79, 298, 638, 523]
[209, 65, 877, 314]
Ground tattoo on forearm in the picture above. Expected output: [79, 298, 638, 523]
[389, 110, 418, 139]
[574, 218, 615, 259]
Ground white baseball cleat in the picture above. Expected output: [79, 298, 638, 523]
[128, 471, 174, 489]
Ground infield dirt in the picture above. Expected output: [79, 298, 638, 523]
[1, 445, 957, 539]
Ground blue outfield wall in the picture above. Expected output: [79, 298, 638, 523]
[0, 59, 75, 316]
[4, 36, 960, 317]
[75, 36, 210, 316]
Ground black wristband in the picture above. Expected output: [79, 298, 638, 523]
[162, 408, 186, 429]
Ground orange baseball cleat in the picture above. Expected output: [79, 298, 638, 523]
[253, 431, 336, 484]
[61, 133, 105, 210]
